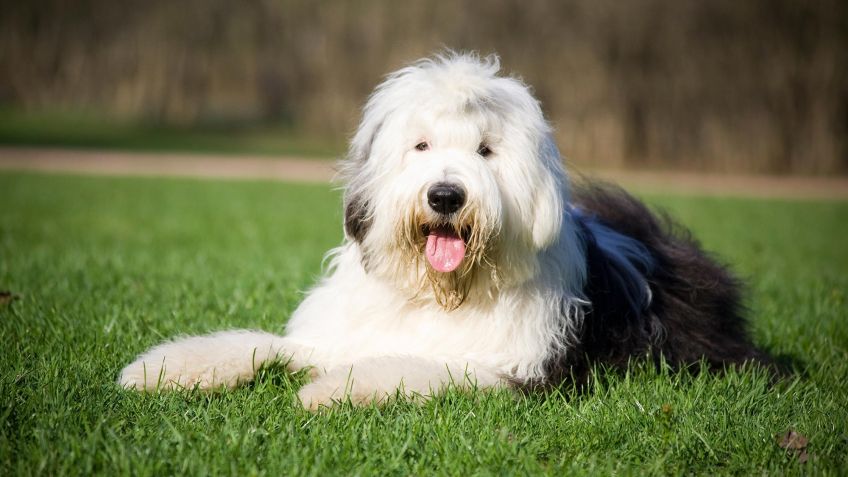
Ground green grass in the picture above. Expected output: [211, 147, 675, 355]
[0, 108, 344, 158]
[1, 172, 846, 475]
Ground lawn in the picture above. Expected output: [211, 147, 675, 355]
[1, 172, 846, 475]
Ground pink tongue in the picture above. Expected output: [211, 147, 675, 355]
[425, 229, 466, 273]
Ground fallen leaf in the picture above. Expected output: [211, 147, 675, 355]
[778, 430, 809, 450]
[0, 291, 18, 306]
[777, 429, 811, 464]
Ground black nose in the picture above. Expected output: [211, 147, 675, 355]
[427, 183, 466, 215]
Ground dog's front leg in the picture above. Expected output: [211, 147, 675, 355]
[119, 330, 315, 391]
[296, 356, 505, 410]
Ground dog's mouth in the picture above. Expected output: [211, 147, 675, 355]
[421, 224, 470, 273]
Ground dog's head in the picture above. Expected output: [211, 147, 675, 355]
[340, 53, 572, 310]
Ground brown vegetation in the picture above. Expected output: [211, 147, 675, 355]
[1, 0, 845, 174]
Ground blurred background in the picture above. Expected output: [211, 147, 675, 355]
[1, 0, 845, 174]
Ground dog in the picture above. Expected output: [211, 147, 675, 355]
[119, 53, 769, 409]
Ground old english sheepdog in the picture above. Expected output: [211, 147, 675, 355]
[120, 53, 768, 409]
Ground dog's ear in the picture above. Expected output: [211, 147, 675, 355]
[530, 138, 566, 249]
[340, 103, 383, 243]
[340, 116, 382, 243]
[343, 192, 371, 242]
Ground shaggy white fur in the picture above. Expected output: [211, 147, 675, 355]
[119, 52, 590, 409]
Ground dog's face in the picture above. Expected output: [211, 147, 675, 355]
[341, 54, 570, 309]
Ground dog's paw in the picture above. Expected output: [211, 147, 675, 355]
[118, 354, 226, 391]
[118, 334, 264, 391]
[296, 380, 342, 411]
[118, 358, 199, 391]
[296, 373, 390, 411]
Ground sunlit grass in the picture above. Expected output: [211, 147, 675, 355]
[1, 172, 846, 475]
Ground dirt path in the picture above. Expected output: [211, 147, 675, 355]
[0, 147, 336, 183]
[1, 146, 846, 200]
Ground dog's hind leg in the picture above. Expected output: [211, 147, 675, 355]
[118, 330, 316, 391]
[296, 356, 505, 410]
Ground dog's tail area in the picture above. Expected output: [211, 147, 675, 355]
[118, 330, 314, 391]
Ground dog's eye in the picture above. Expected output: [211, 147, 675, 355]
[415, 141, 429, 151]
[477, 144, 492, 157]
